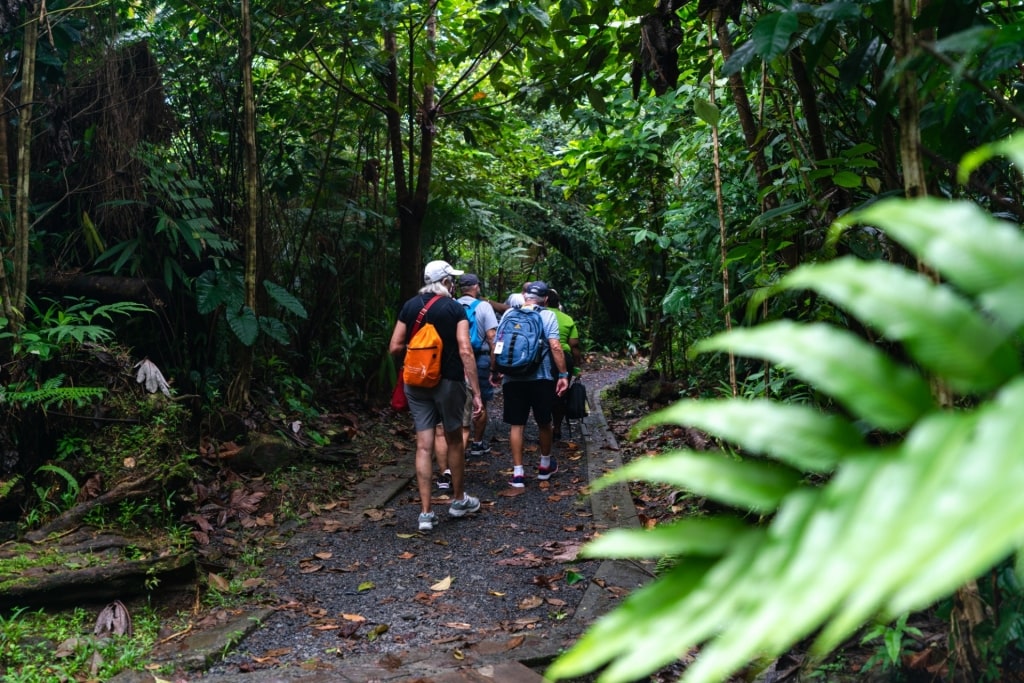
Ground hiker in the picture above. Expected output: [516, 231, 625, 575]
[388, 260, 483, 531]
[489, 281, 570, 488]
[456, 274, 499, 456]
[547, 288, 583, 440]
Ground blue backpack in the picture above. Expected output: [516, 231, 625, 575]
[463, 299, 484, 354]
[493, 307, 545, 376]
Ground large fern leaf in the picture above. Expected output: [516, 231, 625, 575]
[548, 193, 1024, 683]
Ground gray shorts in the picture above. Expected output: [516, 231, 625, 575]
[406, 378, 467, 434]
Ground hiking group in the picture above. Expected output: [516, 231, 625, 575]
[388, 260, 583, 531]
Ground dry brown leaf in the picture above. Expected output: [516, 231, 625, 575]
[498, 487, 526, 498]
[321, 520, 346, 532]
[444, 622, 472, 630]
[341, 613, 366, 622]
[314, 552, 333, 560]
[207, 572, 230, 591]
[518, 596, 544, 610]
[398, 551, 415, 560]
[299, 562, 323, 574]
[507, 635, 526, 649]
[364, 509, 385, 521]
[430, 575, 453, 591]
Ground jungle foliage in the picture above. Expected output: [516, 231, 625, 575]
[1, 0, 1024, 680]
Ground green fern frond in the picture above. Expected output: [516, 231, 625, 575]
[550, 137, 1024, 683]
[2, 377, 106, 409]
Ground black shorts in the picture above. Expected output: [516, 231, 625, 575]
[502, 379, 555, 426]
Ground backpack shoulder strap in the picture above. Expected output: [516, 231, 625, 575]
[409, 295, 443, 340]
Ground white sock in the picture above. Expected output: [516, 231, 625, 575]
[513, 465, 524, 477]
[540, 455, 551, 468]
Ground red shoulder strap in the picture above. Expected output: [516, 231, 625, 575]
[409, 295, 443, 340]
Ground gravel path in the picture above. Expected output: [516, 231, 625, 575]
[197, 359, 640, 677]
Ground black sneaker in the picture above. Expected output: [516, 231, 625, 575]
[469, 441, 488, 457]
[537, 458, 558, 481]
[436, 470, 452, 491]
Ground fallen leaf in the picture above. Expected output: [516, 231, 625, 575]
[342, 613, 366, 622]
[488, 590, 506, 597]
[299, 562, 323, 574]
[398, 551, 415, 559]
[498, 487, 526, 497]
[430, 576, 453, 591]
[453, 648, 465, 660]
[262, 647, 292, 657]
[445, 622, 472, 630]
[518, 596, 544, 610]
[322, 520, 346, 533]
[208, 572, 230, 591]
[314, 552, 333, 560]
[507, 635, 525, 649]
[358, 581, 375, 592]
[364, 509, 385, 521]
[396, 533, 416, 539]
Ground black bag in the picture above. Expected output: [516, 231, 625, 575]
[565, 378, 588, 419]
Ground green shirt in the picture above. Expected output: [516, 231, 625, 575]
[551, 308, 578, 355]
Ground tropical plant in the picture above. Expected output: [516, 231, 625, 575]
[549, 139, 1024, 682]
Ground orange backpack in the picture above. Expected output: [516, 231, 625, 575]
[402, 296, 444, 388]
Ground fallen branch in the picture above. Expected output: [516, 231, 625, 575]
[25, 473, 158, 542]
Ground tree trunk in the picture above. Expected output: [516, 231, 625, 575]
[384, 2, 441, 302]
[12, 2, 38, 319]
[228, 0, 259, 408]
[0, 50, 14, 328]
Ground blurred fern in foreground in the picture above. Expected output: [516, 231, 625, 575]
[549, 137, 1024, 683]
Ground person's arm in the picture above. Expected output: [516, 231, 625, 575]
[568, 337, 582, 373]
[549, 338, 569, 396]
[388, 320, 408, 360]
[489, 299, 509, 315]
[456, 319, 484, 414]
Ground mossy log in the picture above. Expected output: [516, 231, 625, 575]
[0, 529, 195, 610]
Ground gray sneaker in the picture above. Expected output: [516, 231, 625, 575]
[418, 511, 438, 531]
[469, 441, 488, 457]
[448, 495, 481, 517]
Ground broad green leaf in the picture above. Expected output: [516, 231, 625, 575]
[259, 316, 291, 345]
[227, 306, 258, 346]
[693, 98, 719, 127]
[840, 198, 1024, 329]
[593, 451, 802, 513]
[693, 322, 935, 431]
[581, 517, 751, 559]
[637, 398, 864, 473]
[751, 11, 800, 60]
[782, 259, 1021, 392]
[263, 280, 309, 319]
[832, 170, 861, 188]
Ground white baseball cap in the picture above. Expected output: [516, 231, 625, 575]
[423, 260, 464, 284]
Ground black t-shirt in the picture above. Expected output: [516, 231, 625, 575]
[398, 294, 469, 381]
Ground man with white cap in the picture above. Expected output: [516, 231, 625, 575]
[389, 260, 483, 530]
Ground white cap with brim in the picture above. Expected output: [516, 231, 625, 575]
[423, 260, 464, 284]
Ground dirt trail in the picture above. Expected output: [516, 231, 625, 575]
[189, 359, 644, 679]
